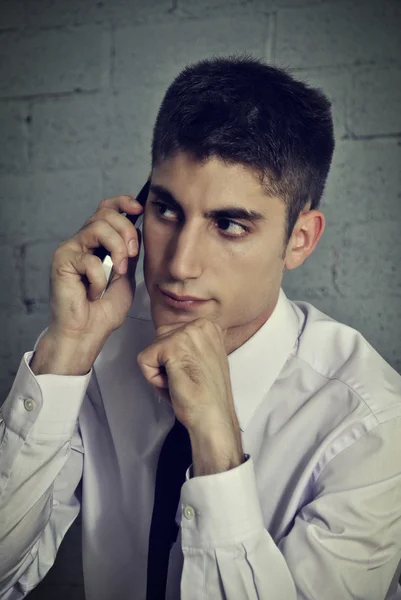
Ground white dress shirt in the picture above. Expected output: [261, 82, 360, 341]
[1, 280, 401, 600]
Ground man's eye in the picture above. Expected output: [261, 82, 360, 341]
[151, 201, 249, 238]
[152, 201, 176, 219]
[217, 218, 250, 237]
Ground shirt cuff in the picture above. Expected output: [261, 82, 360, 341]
[1, 351, 92, 439]
[180, 456, 265, 548]
[185, 453, 250, 481]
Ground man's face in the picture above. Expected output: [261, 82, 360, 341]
[142, 151, 289, 355]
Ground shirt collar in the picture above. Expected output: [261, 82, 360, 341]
[227, 288, 300, 431]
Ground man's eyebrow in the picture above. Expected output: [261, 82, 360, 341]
[149, 184, 267, 223]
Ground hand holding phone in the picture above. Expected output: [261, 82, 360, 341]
[30, 182, 150, 376]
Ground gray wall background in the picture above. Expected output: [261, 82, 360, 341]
[0, 0, 400, 597]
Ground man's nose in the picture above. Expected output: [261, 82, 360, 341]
[166, 226, 204, 281]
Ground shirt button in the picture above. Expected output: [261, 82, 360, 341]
[23, 398, 35, 412]
[183, 505, 195, 520]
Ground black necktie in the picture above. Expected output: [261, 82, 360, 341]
[146, 418, 192, 600]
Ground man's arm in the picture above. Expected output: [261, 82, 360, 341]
[0, 341, 91, 598]
[180, 417, 401, 599]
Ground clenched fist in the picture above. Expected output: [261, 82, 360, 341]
[137, 318, 244, 476]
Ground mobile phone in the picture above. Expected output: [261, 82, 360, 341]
[94, 180, 150, 299]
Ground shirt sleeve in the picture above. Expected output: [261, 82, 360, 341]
[179, 418, 401, 599]
[0, 339, 92, 598]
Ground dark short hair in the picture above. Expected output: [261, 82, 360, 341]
[151, 54, 335, 248]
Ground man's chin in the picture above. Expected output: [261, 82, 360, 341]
[151, 305, 199, 330]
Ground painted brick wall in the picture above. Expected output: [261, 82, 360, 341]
[0, 0, 400, 597]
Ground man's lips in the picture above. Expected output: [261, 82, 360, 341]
[160, 288, 208, 302]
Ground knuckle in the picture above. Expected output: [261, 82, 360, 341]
[52, 261, 63, 278]
[98, 195, 132, 209]
[53, 243, 69, 262]
[90, 218, 107, 234]
[193, 318, 219, 339]
[85, 252, 101, 272]
[96, 206, 115, 219]
[97, 197, 109, 209]
[75, 250, 86, 264]
[86, 251, 98, 265]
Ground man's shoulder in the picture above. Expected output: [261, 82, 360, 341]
[289, 296, 401, 417]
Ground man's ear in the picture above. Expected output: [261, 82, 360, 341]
[284, 210, 325, 271]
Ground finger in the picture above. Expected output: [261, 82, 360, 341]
[73, 220, 135, 275]
[98, 194, 145, 215]
[156, 322, 187, 338]
[85, 207, 141, 258]
[53, 248, 108, 302]
[102, 229, 142, 308]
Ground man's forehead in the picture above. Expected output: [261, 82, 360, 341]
[151, 153, 270, 200]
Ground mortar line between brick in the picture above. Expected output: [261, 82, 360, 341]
[0, 89, 102, 103]
[289, 61, 381, 73]
[1, 23, 105, 34]
[347, 132, 401, 141]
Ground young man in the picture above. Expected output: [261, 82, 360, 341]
[1, 56, 401, 600]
